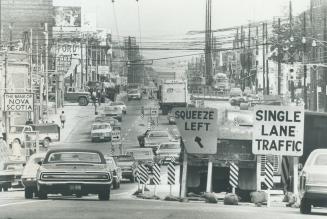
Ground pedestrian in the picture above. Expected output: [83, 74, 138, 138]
[60, 111, 66, 128]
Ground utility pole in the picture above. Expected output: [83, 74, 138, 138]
[81, 41, 84, 88]
[255, 25, 259, 93]
[324, 9, 327, 112]
[29, 29, 33, 93]
[262, 23, 266, 94]
[44, 23, 49, 120]
[303, 12, 308, 110]
[204, 0, 212, 86]
[247, 24, 251, 89]
[4, 52, 9, 141]
[266, 23, 270, 95]
[277, 18, 281, 95]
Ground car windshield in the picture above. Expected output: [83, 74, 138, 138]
[128, 90, 138, 94]
[149, 132, 169, 138]
[10, 126, 24, 133]
[47, 152, 102, 163]
[313, 154, 327, 166]
[160, 144, 179, 150]
[5, 163, 24, 170]
[110, 102, 124, 106]
[92, 124, 110, 130]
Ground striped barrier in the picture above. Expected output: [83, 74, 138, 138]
[265, 162, 274, 189]
[229, 162, 239, 189]
[167, 161, 175, 185]
[152, 164, 161, 185]
[138, 164, 149, 185]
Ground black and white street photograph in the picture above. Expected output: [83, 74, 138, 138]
[1, 0, 327, 218]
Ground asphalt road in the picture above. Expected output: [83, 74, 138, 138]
[1, 97, 327, 218]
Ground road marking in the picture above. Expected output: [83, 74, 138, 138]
[0, 200, 47, 208]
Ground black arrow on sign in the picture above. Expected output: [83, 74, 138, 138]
[194, 136, 204, 148]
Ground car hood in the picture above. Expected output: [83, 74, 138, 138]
[0, 169, 23, 176]
[39, 163, 108, 172]
[117, 161, 134, 167]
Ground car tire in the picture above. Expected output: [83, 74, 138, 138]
[3, 185, 8, 192]
[43, 138, 51, 148]
[38, 189, 48, 200]
[113, 179, 119, 189]
[0, 185, 2, 192]
[98, 187, 110, 201]
[78, 97, 88, 106]
[300, 198, 311, 214]
[76, 193, 82, 198]
[25, 187, 34, 199]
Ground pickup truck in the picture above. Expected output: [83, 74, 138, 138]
[8, 124, 60, 147]
[64, 87, 91, 106]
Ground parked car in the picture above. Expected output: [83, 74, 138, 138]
[22, 152, 46, 199]
[125, 148, 154, 168]
[299, 149, 327, 214]
[101, 105, 123, 122]
[94, 115, 121, 131]
[127, 89, 142, 101]
[91, 123, 112, 142]
[109, 101, 127, 114]
[0, 160, 25, 191]
[167, 113, 176, 125]
[115, 155, 137, 182]
[155, 142, 181, 165]
[138, 129, 177, 148]
[36, 149, 112, 200]
[7, 124, 60, 147]
[64, 87, 91, 106]
[104, 155, 122, 189]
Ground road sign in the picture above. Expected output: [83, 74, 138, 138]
[173, 107, 218, 154]
[167, 161, 175, 185]
[150, 107, 159, 117]
[252, 105, 304, 156]
[265, 162, 274, 189]
[4, 93, 34, 112]
[111, 130, 121, 142]
[229, 162, 239, 188]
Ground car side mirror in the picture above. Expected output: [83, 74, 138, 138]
[37, 161, 42, 166]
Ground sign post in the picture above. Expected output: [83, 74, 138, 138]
[252, 105, 304, 207]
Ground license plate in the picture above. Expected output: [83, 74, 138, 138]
[69, 185, 81, 190]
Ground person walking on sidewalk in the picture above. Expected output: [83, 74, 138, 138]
[60, 111, 66, 128]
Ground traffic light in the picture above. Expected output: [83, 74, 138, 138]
[51, 74, 57, 85]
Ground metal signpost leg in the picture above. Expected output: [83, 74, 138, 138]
[169, 185, 172, 196]
[142, 184, 145, 194]
[267, 189, 271, 207]
[180, 150, 188, 198]
[232, 187, 235, 194]
[154, 185, 157, 196]
[293, 157, 299, 205]
[206, 159, 213, 192]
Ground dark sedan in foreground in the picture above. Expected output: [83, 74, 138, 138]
[36, 149, 112, 200]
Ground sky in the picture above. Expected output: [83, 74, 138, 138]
[55, 0, 310, 38]
[54, 0, 311, 69]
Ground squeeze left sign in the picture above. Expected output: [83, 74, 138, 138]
[4, 93, 34, 112]
[252, 105, 304, 156]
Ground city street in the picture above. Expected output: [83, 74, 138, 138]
[1, 98, 327, 218]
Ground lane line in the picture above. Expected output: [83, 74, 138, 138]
[0, 200, 47, 208]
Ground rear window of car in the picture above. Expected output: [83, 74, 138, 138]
[160, 144, 179, 149]
[117, 156, 134, 162]
[149, 132, 169, 138]
[47, 152, 102, 163]
[92, 124, 111, 130]
[5, 163, 24, 170]
[313, 154, 327, 166]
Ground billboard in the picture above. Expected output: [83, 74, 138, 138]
[54, 6, 81, 27]
[4, 93, 34, 112]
